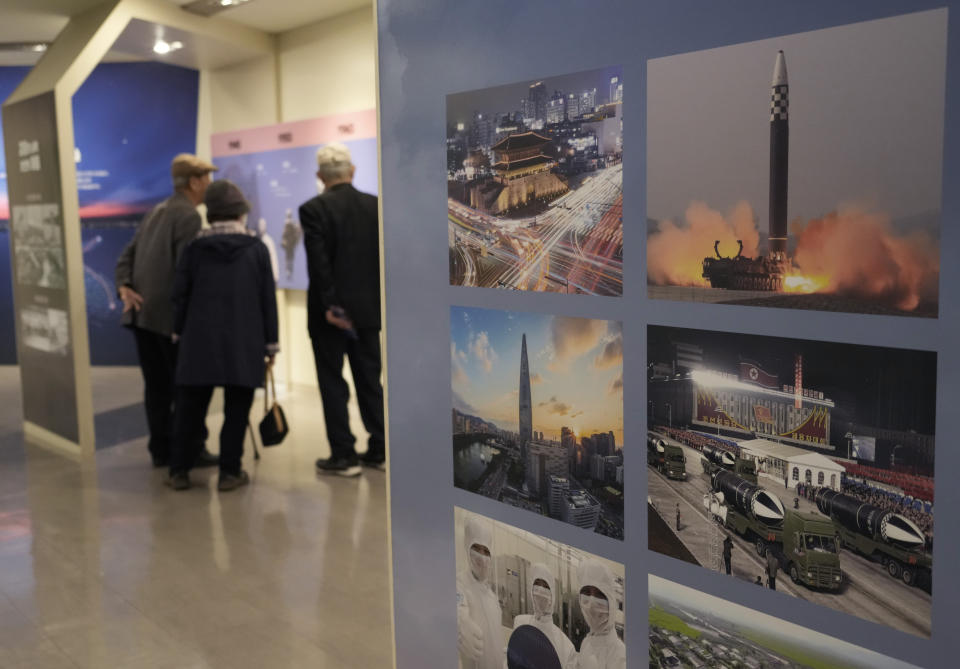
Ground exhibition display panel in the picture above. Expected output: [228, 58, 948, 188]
[378, 1, 956, 667]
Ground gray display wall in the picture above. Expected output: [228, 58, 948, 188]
[378, 2, 957, 667]
[3, 92, 79, 443]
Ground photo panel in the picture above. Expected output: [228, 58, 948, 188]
[646, 9, 946, 318]
[646, 325, 935, 637]
[447, 66, 623, 295]
[456, 507, 625, 668]
[452, 306, 624, 539]
[649, 574, 920, 668]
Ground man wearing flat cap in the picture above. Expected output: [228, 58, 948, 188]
[115, 153, 220, 468]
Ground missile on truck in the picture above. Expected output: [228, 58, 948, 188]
[700, 445, 757, 483]
[705, 471, 842, 590]
[814, 488, 931, 589]
[647, 434, 687, 480]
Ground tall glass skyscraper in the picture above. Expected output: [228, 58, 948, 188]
[518, 333, 533, 456]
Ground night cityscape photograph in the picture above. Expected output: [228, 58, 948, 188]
[646, 10, 944, 317]
[451, 306, 624, 538]
[647, 325, 935, 637]
[447, 66, 623, 295]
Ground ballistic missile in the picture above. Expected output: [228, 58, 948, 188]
[702, 445, 736, 468]
[768, 50, 789, 258]
[647, 438, 665, 454]
[815, 489, 925, 550]
[711, 469, 785, 526]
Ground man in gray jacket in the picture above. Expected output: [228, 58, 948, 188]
[115, 154, 219, 468]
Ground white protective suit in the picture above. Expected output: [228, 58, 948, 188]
[575, 560, 625, 669]
[256, 218, 280, 283]
[510, 563, 576, 668]
[457, 517, 504, 669]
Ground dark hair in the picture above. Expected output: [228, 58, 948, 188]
[207, 212, 243, 223]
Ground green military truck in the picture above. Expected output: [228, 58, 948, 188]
[815, 488, 931, 589]
[700, 445, 757, 484]
[648, 432, 687, 480]
[705, 470, 843, 590]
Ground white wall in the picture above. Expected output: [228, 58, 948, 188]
[203, 6, 377, 389]
[278, 7, 376, 121]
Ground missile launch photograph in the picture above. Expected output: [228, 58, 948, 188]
[646, 325, 935, 638]
[646, 9, 945, 317]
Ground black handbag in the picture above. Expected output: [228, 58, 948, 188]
[258, 366, 288, 447]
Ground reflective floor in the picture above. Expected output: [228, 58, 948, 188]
[0, 366, 392, 668]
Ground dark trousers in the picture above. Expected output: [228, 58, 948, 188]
[723, 556, 731, 575]
[171, 385, 254, 475]
[132, 327, 177, 459]
[768, 574, 777, 590]
[312, 325, 385, 462]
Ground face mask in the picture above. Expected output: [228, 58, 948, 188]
[469, 547, 491, 582]
[532, 585, 553, 617]
[579, 593, 610, 630]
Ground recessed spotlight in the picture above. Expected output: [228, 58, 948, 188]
[153, 39, 184, 55]
[182, 0, 255, 17]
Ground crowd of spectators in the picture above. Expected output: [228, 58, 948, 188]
[654, 426, 737, 456]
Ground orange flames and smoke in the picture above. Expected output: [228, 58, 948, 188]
[648, 201, 939, 312]
[647, 200, 760, 285]
[790, 207, 939, 312]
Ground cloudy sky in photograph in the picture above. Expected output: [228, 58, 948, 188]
[451, 306, 623, 443]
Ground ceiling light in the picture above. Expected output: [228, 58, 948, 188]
[0, 42, 51, 54]
[182, 0, 255, 17]
[153, 39, 184, 55]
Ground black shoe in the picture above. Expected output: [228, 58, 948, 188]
[316, 457, 362, 477]
[164, 472, 190, 491]
[360, 455, 386, 472]
[217, 470, 250, 492]
[194, 448, 220, 468]
[151, 454, 169, 468]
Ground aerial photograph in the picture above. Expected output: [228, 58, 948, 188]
[646, 10, 945, 317]
[649, 575, 919, 669]
[647, 326, 935, 637]
[447, 66, 623, 295]
[451, 306, 624, 538]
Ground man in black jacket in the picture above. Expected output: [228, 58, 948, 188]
[300, 143, 384, 476]
[115, 154, 219, 468]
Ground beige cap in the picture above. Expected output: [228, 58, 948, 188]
[171, 153, 218, 186]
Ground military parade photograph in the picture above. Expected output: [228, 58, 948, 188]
[451, 306, 624, 539]
[447, 66, 623, 295]
[647, 325, 935, 637]
[456, 507, 625, 669]
[646, 9, 945, 317]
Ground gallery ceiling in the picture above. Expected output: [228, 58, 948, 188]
[0, 0, 371, 66]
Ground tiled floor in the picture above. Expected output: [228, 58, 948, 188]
[0, 366, 392, 668]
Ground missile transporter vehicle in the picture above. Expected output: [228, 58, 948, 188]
[815, 488, 931, 589]
[701, 240, 791, 291]
[647, 433, 687, 480]
[700, 445, 757, 484]
[705, 470, 842, 590]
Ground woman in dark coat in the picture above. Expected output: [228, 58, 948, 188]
[167, 179, 279, 491]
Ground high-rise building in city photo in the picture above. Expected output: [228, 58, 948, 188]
[547, 475, 570, 518]
[526, 440, 569, 497]
[528, 81, 547, 123]
[519, 333, 533, 458]
[560, 489, 602, 530]
[609, 75, 622, 103]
